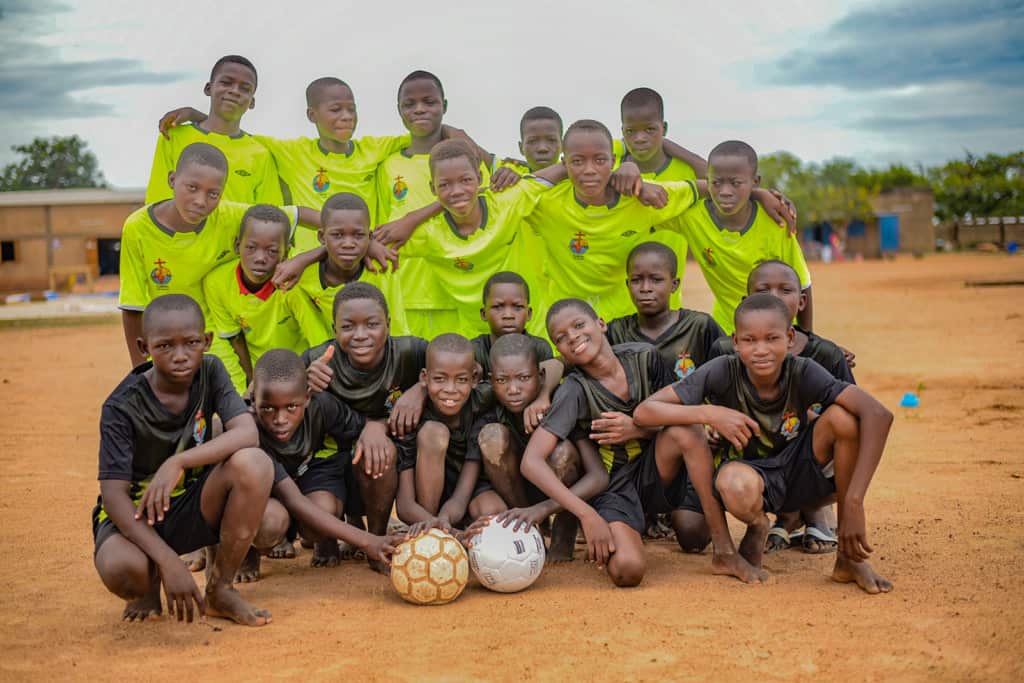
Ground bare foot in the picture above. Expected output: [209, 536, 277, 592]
[311, 539, 341, 568]
[122, 576, 162, 622]
[831, 553, 893, 594]
[205, 583, 272, 627]
[738, 514, 771, 569]
[367, 558, 390, 575]
[267, 539, 296, 559]
[182, 548, 206, 572]
[299, 536, 314, 550]
[712, 552, 768, 584]
[547, 512, 577, 563]
[234, 547, 262, 583]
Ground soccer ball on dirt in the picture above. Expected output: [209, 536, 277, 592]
[390, 528, 469, 605]
[468, 520, 546, 593]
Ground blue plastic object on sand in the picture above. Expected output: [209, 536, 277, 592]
[899, 392, 920, 408]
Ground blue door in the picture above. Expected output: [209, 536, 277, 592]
[879, 214, 899, 252]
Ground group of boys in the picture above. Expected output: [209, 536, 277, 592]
[93, 54, 894, 627]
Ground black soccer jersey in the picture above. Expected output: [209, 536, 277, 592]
[605, 309, 725, 381]
[97, 356, 247, 503]
[301, 335, 428, 418]
[470, 333, 553, 380]
[709, 326, 855, 384]
[257, 391, 365, 484]
[401, 384, 494, 477]
[541, 343, 675, 474]
[672, 354, 849, 463]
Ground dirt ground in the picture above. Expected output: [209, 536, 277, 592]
[1, 253, 1022, 681]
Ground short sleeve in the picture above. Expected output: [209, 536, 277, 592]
[98, 404, 135, 481]
[465, 413, 491, 463]
[706, 336, 731, 361]
[203, 272, 241, 338]
[364, 135, 411, 164]
[144, 135, 174, 204]
[286, 288, 331, 349]
[781, 231, 812, 289]
[117, 221, 149, 311]
[672, 356, 729, 406]
[540, 378, 588, 440]
[208, 357, 248, 423]
[272, 459, 290, 485]
[253, 150, 284, 205]
[648, 349, 676, 392]
[651, 180, 699, 221]
[318, 393, 366, 445]
[799, 358, 849, 410]
[703, 317, 727, 355]
[533, 336, 554, 362]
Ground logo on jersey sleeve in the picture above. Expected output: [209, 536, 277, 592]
[810, 402, 823, 416]
[384, 385, 404, 412]
[313, 167, 330, 193]
[620, 229, 637, 238]
[702, 247, 716, 267]
[780, 410, 800, 440]
[570, 231, 589, 259]
[193, 409, 207, 445]
[235, 169, 252, 177]
[674, 352, 695, 379]
[453, 257, 474, 271]
[150, 259, 172, 286]
[392, 176, 408, 200]
[237, 316, 252, 334]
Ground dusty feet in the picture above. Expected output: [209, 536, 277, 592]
[234, 547, 262, 583]
[831, 553, 893, 594]
[182, 548, 207, 572]
[711, 552, 768, 583]
[122, 576, 162, 622]
[311, 539, 341, 568]
[205, 582, 272, 627]
[267, 539, 296, 559]
[738, 514, 771, 569]
[547, 512, 577, 563]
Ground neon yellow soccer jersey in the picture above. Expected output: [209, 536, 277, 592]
[145, 123, 283, 205]
[665, 199, 811, 333]
[526, 180, 698, 322]
[255, 135, 409, 224]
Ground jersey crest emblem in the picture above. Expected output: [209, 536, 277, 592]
[150, 259, 172, 286]
[570, 231, 589, 258]
[238, 316, 252, 334]
[453, 257, 474, 271]
[313, 167, 330, 193]
[384, 385, 404, 412]
[780, 410, 800, 440]
[810, 402, 823, 416]
[702, 247, 716, 267]
[193, 409, 207, 445]
[392, 176, 408, 200]
[674, 352, 695, 379]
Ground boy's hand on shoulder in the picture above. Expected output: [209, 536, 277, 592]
[523, 396, 551, 434]
[580, 510, 615, 569]
[306, 345, 335, 393]
[389, 386, 425, 438]
[158, 106, 206, 139]
[365, 240, 399, 274]
[135, 455, 185, 525]
[755, 188, 798, 235]
[610, 161, 642, 196]
[354, 421, 395, 479]
[705, 406, 760, 451]
[839, 500, 872, 562]
[271, 257, 306, 292]
[157, 555, 205, 623]
[489, 166, 521, 192]
[637, 181, 669, 209]
[590, 411, 644, 445]
[372, 221, 414, 251]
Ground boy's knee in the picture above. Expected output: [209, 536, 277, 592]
[417, 421, 450, 456]
[608, 552, 646, 588]
[477, 423, 511, 467]
[663, 424, 706, 451]
[95, 546, 150, 599]
[548, 441, 581, 483]
[716, 464, 762, 512]
[821, 404, 858, 439]
[254, 501, 290, 548]
[226, 447, 274, 489]
[671, 511, 710, 553]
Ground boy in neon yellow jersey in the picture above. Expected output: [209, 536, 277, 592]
[660, 140, 812, 334]
[147, 55, 281, 206]
[203, 205, 329, 389]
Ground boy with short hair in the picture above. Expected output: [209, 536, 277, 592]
[480, 334, 610, 561]
[203, 204, 329, 387]
[493, 106, 564, 177]
[248, 349, 400, 575]
[92, 294, 273, 626]
[660, 140, 813, 334]
[522, 299, 762, 587]
[396, 334, 506, 531]
[146, 55, 281, 205]
[634, 293, 894, 594]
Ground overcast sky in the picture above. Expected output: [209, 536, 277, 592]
[1, 0, 1021, 188]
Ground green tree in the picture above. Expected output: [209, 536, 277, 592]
[854, 163, 929, 193]
[0, 135, 107, 191]
[928, 151, 1024, 220]
[760, 153, 873, 227]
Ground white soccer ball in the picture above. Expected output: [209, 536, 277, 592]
[468, 519, 546, 593]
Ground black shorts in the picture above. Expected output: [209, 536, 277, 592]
[443, 462, 493, 504]
[589, 444, 685, 535]
[675, 478, 704, 514]
[92, 468, 220, 557]
[717, 421, 836, 514]
[297, 455, 348, 502]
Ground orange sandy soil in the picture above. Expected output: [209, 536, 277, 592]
[1, 253, 1022, 681]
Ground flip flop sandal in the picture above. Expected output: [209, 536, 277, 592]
[801, 524, 838, 554]
[765, 526, 793, 554]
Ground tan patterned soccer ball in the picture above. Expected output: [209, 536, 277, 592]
[390, 528, 469, 605]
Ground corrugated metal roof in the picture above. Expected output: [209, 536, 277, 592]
[0, 188, 145, 207]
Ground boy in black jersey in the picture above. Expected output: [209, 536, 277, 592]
[635, 293, 894, 594]
[396, 334, 506, 534]
[523, 299, 762, 587]
[249, 349, 400, 575]
[304, 282, 427, 567]
[93, 294, 273, 626]
[480, 335, 609, 562]
[472, 271, 563, 431]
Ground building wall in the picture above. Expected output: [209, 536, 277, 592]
[870, 188, 935, 254]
